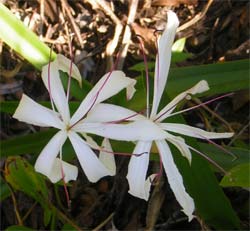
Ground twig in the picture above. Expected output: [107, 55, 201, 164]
[92, 213, 114, 231]
[54, 205, 83, 231]
[87, 0, 123, 70]
[60, 0, 83, 47]
[228, 120, 250, 146]
[117, 0, 139, 70]
[177, 0, 213, 32]
[192, 97, 234, 132]
[8, 185, 23, 226]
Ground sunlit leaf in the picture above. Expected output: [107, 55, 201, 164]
[4, 156, 49, 207]
[220, 163, 250, 188]
[172, 37, 186, 52]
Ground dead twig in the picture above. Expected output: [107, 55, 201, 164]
[60, 0, 84, 47]
[117, 0, 139, 70]
[86, 0, 123, 71]
[92, 213, 114, 231]
[177, 0, 213, 33]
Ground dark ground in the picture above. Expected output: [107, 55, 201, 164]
[0, 0, 249, 230]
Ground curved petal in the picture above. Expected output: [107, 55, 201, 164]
[161, 123, 234, 139]
[73, 119, 167, 141]
[99, 138, 116, 175]
[42, 58, 70, 123]
[81, 135, 116, 174]
[165, 133, 192, 164]
[70, 71, 136, 125]
[156, 80, 209, 121]
[56, 54, 82, 86]
[48, 158, 78, 183]
[35, 131, 67, 181]
[68, 131, 114, 182]
[156, 140, 195, 221]
[84, 103, 144, 123]
[126, 141, 153, 200]
[151, 11, 179, 117]
[13, 94, 63, 129]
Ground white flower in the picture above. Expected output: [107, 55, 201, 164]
[74, 11, 234, 221]
[13, 54, 136, 184]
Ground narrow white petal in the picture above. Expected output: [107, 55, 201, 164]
[84, 103, 144, 123]
[48, 158, 78, 183]
[156, 80, 209, 121]
[70, 71, 136, 125]
[151, 11, 179, 117]
[126, 141, 153, 200]
[81, 133, 100, 149]
[35, 131, 67, 180]
[156, 140, 195, 221]
[56, 54, 82, 86]
[68, 131, 114, 182]
[13, 94, 63, 129]
[99, 138, 116, 175]
[165, 133, 192, 164]
[161, 123, 234, 139]
[42, 59, 70, 122]
[73, 119, 167, 141]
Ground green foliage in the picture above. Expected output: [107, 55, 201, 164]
[220, 163, 250, 188]
[4, 156, 49, 206]
[5, 225, 35, 231]
[0, 3, 56, 69]
[0, 4, 249, 229]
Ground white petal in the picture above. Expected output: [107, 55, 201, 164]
[126, 141, 153, 200]
[73, 119, 167, 141]
[56, 54, 82, 86]
[161, 123, 234, 139]
[85, 103, 144, 123]
[68, 131, 114, 182]
[35, 131, 67, 181]
[151, 11, 179, 117]
[99, 138, 116, 175]
[70, 71, 136, 125]
[42, 58, 70, 122]
[48, 158, 78, 183]
[13, 94, 63, 129]
[156, 140, 195, 221]
[165, 133, 192, 164]
[156, 80, 209, 121]
[81, 133, 100, 149]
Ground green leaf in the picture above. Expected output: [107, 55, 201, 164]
[198, 143, 250, 171]
[60, 71, 92, 101]
[62, 223, 77, 231]
[0, 176, 11, 201]
[1, 129, 56, 157]
[167, 59, 249, 97]
[0, 3, 56, 70]
[5, 225, 34, 231]
[172, 37, 186, 52]
[4, 156, 49, 207]
[220, 163, 250, 188]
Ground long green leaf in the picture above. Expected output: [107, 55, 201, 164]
[167, 59, 249, 97]
[1, 129, 56, 157]
[0, 3, 56, 69]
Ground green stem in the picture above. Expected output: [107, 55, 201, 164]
[0, 3, 56, 70]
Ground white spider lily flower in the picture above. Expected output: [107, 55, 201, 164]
[13, 54, 135, 183]
[77, 11, 234, 221]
